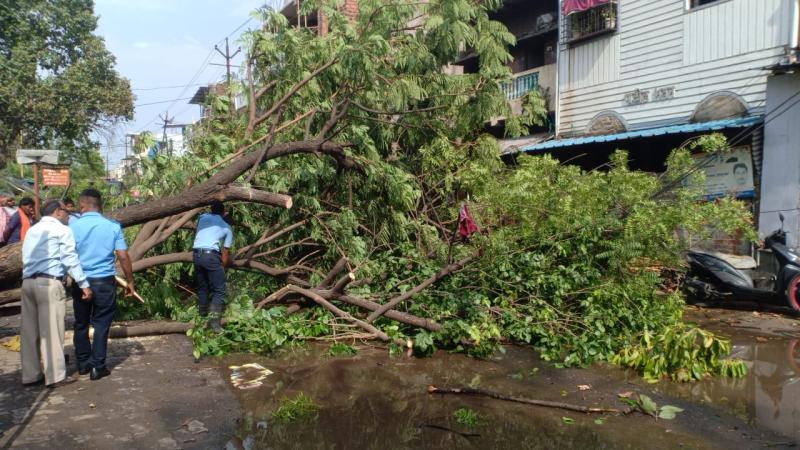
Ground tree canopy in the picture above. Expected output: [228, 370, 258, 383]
[0, 0, 133, 168]
[0, 0, 756, 382]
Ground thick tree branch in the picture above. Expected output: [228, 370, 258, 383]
[366, 255, 475, 323]
[217, 186, 293, 209]
[281, 285, 407, 346]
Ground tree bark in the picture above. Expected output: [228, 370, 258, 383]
[0, 288, 21, 306]
[0, 139, 353, 285]
[108, 321, 192, 338]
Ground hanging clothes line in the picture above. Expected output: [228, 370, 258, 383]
[562, 0, 612, 16]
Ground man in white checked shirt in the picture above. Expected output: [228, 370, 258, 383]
[21, 200, 93, 388]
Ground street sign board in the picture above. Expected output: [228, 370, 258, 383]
[41, 166, 70, 186]
[16, 149, 60, 165]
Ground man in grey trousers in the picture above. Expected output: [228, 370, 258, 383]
[21, 200, 92, 387]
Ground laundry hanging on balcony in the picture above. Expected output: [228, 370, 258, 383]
[562, 0, 612, 16]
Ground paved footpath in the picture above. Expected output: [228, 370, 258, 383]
[0, 312, 238, 450]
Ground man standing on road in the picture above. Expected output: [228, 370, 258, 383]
[192, 201, 233, 333]
[21, 200, 93, 387]
[70, 188, 134, 381]
[4, 197, 35, 244]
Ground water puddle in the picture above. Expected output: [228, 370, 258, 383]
[223, 346, 735, 450]
[650, 334, 800, 443]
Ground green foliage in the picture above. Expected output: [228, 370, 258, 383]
[188, 304, 332, 359]
[612, 323, 748, 382]
[272, 393, 320, 423]
[0, 0, 133, 169]
[453, 408, 483, 427]
[116, 0, 752, 385]
[327, 342, 358, 357]
[620, 394, 684, 420]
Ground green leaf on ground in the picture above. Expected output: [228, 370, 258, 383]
[657, 405, 684, 420]
[639, 394, 658, 417]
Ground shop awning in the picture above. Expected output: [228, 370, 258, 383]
[519, 116, 763, 153]
[562, 0, 612, 16]
[498, 133, 553, 155]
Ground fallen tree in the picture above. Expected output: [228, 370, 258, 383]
[0, 1, 756, 382]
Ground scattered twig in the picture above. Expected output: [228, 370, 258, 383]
[427, 386, 631, 415]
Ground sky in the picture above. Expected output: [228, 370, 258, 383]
[93, 0, 283, 171]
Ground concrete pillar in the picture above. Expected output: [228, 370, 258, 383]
[758, 73, 800, 248]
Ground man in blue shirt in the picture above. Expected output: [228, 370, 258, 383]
[21, 200, 92, 387]
[192, 201, 233, 333]
[70, 188, 134, 381]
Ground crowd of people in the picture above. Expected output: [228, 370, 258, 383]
[6, 189, 134, 388]
[1, 190, 234, 388]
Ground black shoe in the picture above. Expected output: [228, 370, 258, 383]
[208, 316, 224, 334]
[90, 367, 111, 381]
[78, 366, 91, 375]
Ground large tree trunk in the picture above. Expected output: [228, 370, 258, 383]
[0, 139, 352, 285]
[0, 288, 21, 306]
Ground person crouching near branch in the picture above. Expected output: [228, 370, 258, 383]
[192, 201, 233, 333]
[70, 188, 134, 381]
[21, 200, 93, 388]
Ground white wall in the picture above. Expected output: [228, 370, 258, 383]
[558, 0, 794, 136]
[758, 73, 800, 248]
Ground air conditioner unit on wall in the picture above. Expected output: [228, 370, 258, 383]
[536, 13, 555, 32]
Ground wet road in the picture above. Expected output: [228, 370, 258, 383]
[223, 327, 791, 449]
[652, 308, 800, 444]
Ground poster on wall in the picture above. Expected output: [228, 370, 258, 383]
[686, 146, 754, 199]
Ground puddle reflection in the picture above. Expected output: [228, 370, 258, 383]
[225, 346, 724, 450]
[655, 337, 800, 442]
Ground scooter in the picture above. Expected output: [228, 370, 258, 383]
[685, 213, 800, 313]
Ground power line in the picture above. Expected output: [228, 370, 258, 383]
[134, 16, 254, 133]
[135, 97, 193, 107]
[133, 84, 204, 91]
[728, 89, 800, 147]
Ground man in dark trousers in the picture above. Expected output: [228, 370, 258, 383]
[192, 201, 233, 333]
[70, 188, 134, 380]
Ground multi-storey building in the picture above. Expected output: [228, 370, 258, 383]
[269, 0, 800, 251]
[498, 0, 799, 252]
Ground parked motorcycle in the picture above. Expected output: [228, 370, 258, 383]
[685, 214, 800, 313]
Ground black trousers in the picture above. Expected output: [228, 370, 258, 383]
[72, 276, 116, 371]
[193, 250, 226, 311]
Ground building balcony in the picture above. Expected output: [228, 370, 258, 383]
[501, 64, 556, 116]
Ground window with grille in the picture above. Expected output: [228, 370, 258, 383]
[565, 2, 618, 44]
[689, 0, 724, 8]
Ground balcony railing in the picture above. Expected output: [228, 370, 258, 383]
[501, 71, 539, 100]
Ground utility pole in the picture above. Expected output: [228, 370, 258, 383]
[158, 111, 174, 156]
[213, 37, 241, 107]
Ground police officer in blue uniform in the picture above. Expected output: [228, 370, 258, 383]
[70, 188, 134, 381]
[192, 201, 233, 333]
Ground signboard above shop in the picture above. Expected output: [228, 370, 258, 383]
[685, 146, 755, 199]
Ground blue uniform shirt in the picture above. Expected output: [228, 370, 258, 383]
[70, 212, 128, 278]
[192, 213, 233, 251]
